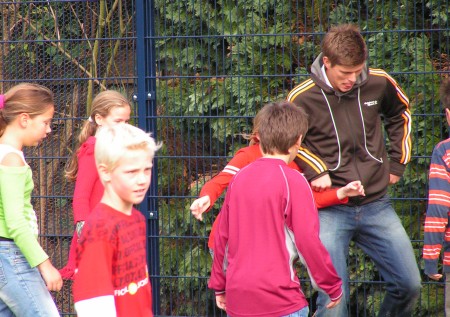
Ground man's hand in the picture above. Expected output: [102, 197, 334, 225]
[311, 174, 332, 192]
[216, 294, 226, 311]
[190, 196, 211, 221]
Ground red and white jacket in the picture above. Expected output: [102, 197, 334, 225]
[200, 144, 347, 249]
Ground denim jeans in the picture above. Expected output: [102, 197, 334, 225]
[315, 195, 421, 317]
[0, 241, 60, 317]
[282, 306, 309, 317]
[228, 306, 309, 317]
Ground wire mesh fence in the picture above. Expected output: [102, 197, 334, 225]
[154, 0, 448, 316]
[0, 0, 449, 316]
[1, 1, 137, 316]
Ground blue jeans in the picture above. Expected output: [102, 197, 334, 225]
[315, 195, 421, 317]
[228, 306, 309, 317]
[0, 241, 60, 317]
[282, 306, 309, 317]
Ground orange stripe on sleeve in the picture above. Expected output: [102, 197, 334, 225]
[423, 244, 443, 259]
[424, 217, 447, 232]
[286, 80, 315, 101]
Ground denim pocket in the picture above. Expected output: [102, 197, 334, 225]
[0, 257, 8, 288]
[13, 251, 32, 273]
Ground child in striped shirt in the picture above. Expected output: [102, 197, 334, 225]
[423, 78, 450, 316]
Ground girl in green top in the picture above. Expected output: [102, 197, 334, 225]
[0, 83, 62, 316]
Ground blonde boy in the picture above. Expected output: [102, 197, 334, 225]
[73, 123, 161, 317]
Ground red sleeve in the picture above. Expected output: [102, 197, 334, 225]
[287, 160, 348, 208]
[208, 188, 231, 292]
[72, 141, 102, 222]
[286, 174, 343, 300]
[313, 189, 348, 209]
[199, 145, 261, 211]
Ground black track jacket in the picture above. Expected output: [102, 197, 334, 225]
[287, 54, 412, 205]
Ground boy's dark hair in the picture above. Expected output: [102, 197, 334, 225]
[321, 24, 368, 67]
[257, 101, 308, 155]
[440, 79, 450, 110]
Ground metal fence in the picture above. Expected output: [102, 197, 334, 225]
[1, 0, 449, 316]
[1, 0, 139, 315]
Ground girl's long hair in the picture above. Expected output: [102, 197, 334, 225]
[65, 90, 130, 181]
[0, 83, 54, 137]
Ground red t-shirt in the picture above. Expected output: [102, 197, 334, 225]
[73, 203, 153, 317]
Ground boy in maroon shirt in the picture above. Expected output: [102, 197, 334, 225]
[73, 123, 161, 317]
[209, 101, 346, 317]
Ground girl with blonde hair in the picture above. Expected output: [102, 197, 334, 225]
[59, 90, 131, 280]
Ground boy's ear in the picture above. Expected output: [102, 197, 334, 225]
[322, 56, 331, 69]
[445, 108, 450, 126]
[97, 163, 111, 183]
[296, 134, 303, 148]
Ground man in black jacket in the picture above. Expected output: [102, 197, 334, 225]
[287, 24, 421, 317]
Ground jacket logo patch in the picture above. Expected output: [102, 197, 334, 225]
[364, 100, 378, 107]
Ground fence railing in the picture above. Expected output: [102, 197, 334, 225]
[1, 0, 448, 316]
